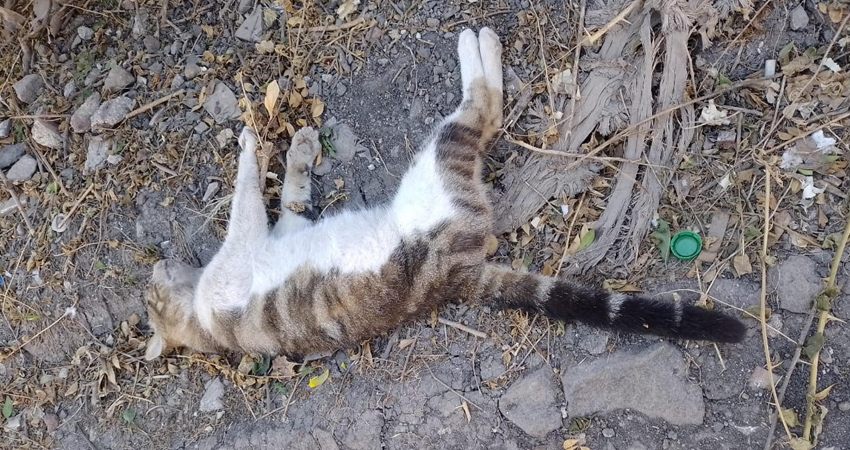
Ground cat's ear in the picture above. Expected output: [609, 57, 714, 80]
[145, 333, 166, 360]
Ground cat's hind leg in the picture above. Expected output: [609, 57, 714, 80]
[228, 127, 270, 245]
[274, 127, 321, 236]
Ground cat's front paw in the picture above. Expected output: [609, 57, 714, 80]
[238, 126, 259, 153]
[288, 126, 321, 168]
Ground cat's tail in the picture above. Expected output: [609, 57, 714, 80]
[478, 264, 746, 343]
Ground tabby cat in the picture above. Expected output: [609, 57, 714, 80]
[144, 28, 745, 361]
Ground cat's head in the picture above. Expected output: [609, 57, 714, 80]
[144, 259, 206, 360]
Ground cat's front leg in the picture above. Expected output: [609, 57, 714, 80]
[228, 127, 270, 245]
[274, 126, 321, 236]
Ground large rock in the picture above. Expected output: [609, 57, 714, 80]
[91, 96, 134, 129]
[203, 81, 240, 124]
[70, 93, 101, 133]
[199, 378, 224, 412]
[768, 255, 822, 313]
[103, 66, 135, 92]
[6, 154, 37, 182]
[561, 343, 705, 425]
[14, 74, 45, 103]
[0, 144, 26, 170]
[498, 367, 562, 438]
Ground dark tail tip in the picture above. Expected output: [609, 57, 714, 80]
[678, 304, 747, 343]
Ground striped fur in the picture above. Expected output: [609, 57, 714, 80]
[144, 28, 744, 361]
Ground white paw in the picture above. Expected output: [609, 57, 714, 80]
[479, 27, 502, 55]
[238, 126, 258, 153]
[458, 28, 479, 59]
[288, 126, 321, 166]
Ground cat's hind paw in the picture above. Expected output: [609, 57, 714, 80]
[238, 126, 259, 153]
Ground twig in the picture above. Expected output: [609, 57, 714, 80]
[0, 306, 77, 363]
[802, 208, 850, 443]
[758, 165, 794, 442]
[124, 89, 184, 121]
[255, 375, 302, 422]
[563, 0, 585, 142]
[424, 362, 483, 411]
[57, 183, 95, 232]
[581, 0, 639, 45]
[0, 169, 34, 235]
[438, 317, 487, 339]
[305, 16, 365, 33]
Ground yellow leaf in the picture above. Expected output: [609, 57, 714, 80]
[203, 51, 215, 64]
[814, 384, 835, 401]
[789, 437, 813, 450]
[289, 90, 303, 108]
[311, 98, 325, 118]
[201, 24, 215, 38]
[264, 80, 280, 116]
[732, 253, 753, 277]
[263, 8, 278, 27]
[337, 0, 360, 20]
[563, 439, 580, 450]
[781, 408, 801, 427]
[309, 368, 330, 388]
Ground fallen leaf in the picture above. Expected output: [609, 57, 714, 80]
[789, 437, 813, 450]
[742, 304, 771, 320]
[484, 235, 499, 255]
[563, 439, 580, 450]
[336, 0, 360, 20]
[263, 8, 278, 27]
[699, 100, 730, 125]
[577, 228, 595, 252]
[2, 396, 12, 419]
[122, 407, 136, 426]
[256, 40, 275, 54]
[264, 80, 280, 116]
[289, 90, 303, 108]
[309, 368, 330, 388]
[271, 356, 298, 378]
[460, 400, 471, 423]
[781, 408, 801, 427]
[311, 98, 325, 118]
[733, 253, 753, 277]
[814, 384, 835, 401]
[804, 332, 825, 359]
[650, 219, 671, 262]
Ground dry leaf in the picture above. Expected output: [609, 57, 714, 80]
[814, 384, 834, 401]
[781, 408, 801, 427]
[337, 0, 360, 20]
[460, 400, 471, 423]
[256, 40, 275, 54]
[264, 80, 280, 116]
[484, 235, 499, 255]
[311, 98, 325, 118]
[263, 8, 278, 27]
[271, 356, 298, 378]
[289, 90, 303, 108]
[733, 253, 753, 277]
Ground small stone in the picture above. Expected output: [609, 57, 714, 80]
[63, 80, 77, 97]
[237, 0, 252, 13]
[426, 18, 440, 27]
[203, 81, 240, 124]
[14, 74, 45, 103]
[0, 143, 26, 170]
[336, 82, 347, 96]
[377, 58, 390, 66]
[132, 9, 148, 37]
[31, 120, 64, 149]
[562, 343, 705, 425]
[768, 255, 822, 314]
[203, 182, 220, 202]
[194, 122, 210, 134]
[70, 92, 101, 133]
[326, 122, 359, 162]
[184, 61, 202, 80]
[107, 154, 123, 165]
[91, 96, 135, 129]
[77, 26, 94, 41]
[0, 119, 11, 139]
[5, 155, 36, 182]
[171, 74, 185, 90]
[499, 367, 562, 438]
[43, 413, 59, 432]
[838, 401, 850, 412]
[199, 378, 225, 412]
[790, 5, 809, 31]
[747, 366, 774, 391]
[602, 428, 615, 438]
[143, 35, 161, 52]
[103, 66, 135, 92]
[712, 422, 725, 432]
[0, 197, 25, 217]
[578, 326, 609, 355]
[85, 137, 110, 173]
[3, 415, 21, 432]
[235, 7, 264, 42]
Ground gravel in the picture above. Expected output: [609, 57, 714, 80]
[790, 5, 809, 31]
[31, 120, 64, 150]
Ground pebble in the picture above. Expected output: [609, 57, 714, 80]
[199, 378, 225, 412]
[747, 366, 773, 391]
[63, 80, 77, 97]
[43, 413, 59, 432]
[838, 401, 850, 412]
[235, 7, 264, 42]
[194, 122, 210, 134]
[0, 143, 26, 170]
[184, 59, 202, 80]
[31, 120, 64, 150]
[0, 197, 26, 217]
[0, 119, 11, 139]
[171, 74, 185, 90]
[103, 66, 135, 92]
[85, 137, 111, 174]
[107, 154, 123, 165]
[237, 0, 252, 13]
[790, 5, 809, 31]
[70, 92, 102, 133]
[14, 74, 45, 103]
[77, 26, 94, 41]
[91, 96, 135, 129]
[602, 428, 615, 438]
[3, 415, 21, 432]
[143, 35, 161, 52]
[6, 154, 37, 182]
[203, 81, 240, 124]
[203, 182, 220, 202]
[426, 18, 440, 27]
[498, 367, 562, 438]
[768, 255, 821, 313]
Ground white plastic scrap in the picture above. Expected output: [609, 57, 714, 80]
[780, 130, 837, 170]
[822, 57, 842, 73]
[699, 100, 731, 126]
[801, 176, 825, 200]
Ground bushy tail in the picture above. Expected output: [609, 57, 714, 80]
[479, 264, 746, 343]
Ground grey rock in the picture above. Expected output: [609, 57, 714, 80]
[85, 137, 111, 173]
[6, 155, 37, 182]
[184, 61, 202, 80]
[171, 74, 185, 90]
[790, 5, 809, 31]
[344, 410, 383, 450]
[103, 66, 135, 92]
[63, 80, 77, 97]
[143, 35, 161, 52]
[747, 366, 773, 391]
[91, 96, 135, 129]
[237, 0, 253, 14]
[107, 154, 123, 165]
[199, 378, 225, 412]
[42, 413, 59, 432]
[327, 122, 360, 162]
[0, 119, 11, 139]
[561, 343, 705, 425]
[498, 367, 562, 438]
[602, 427, 615, 438]
[0, 197, 26, 217]
[3, 414, 21, 432]
[31, 120, 64, 149]
[426, 18, 440, 27]
[84, 67, 101, 87]
[132, 9, 148, 37]
[77, 26, 94, 41]
[235, 7, 264, 42]
[203, 81, 240, 124]
[14, 74, 45, 103]
[577, 326, 609, 355]
[768, 255, 821, 313]
[70, 92, 101, 133]
[203, 182, 220, 202]
[839, 401, 850, 412]
[194, 122, 209, 134]
[0, 144, 26, 170]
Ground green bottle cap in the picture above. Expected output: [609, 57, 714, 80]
[671, 231, 702, 261]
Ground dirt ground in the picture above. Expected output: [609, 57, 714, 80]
[1, 0, 850, 449]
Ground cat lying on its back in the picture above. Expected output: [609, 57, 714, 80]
[144, 28, 745, 362]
